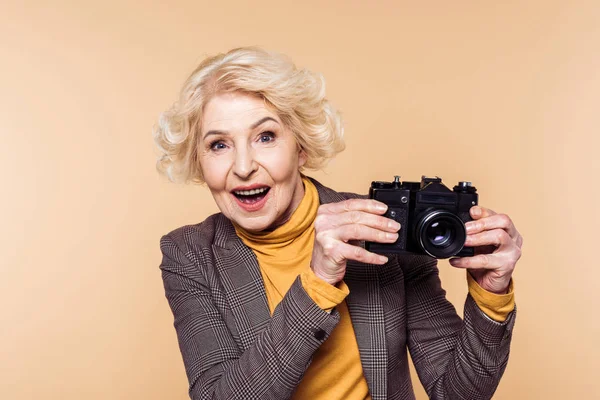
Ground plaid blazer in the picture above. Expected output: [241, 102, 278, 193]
[160, 177, 516, 400]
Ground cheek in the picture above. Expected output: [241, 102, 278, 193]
[268, 156, 300, 209]
[201, 155, 230, 191]
[263, 148, 300, 181]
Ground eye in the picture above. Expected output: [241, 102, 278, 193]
[209, 140, 227, 151]
[259, 131, 275, 143]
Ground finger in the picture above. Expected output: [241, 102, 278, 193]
[465, 213, 519, 238]
[328, 210, 401, 232]
[516, 234, 524, 249]
[448, 253, 502, 270]
[469, 206, 497, 220]
[320, 199, 388, 216]
[335, 241, 389, 265]
[334, 224, 399, 243]
[464, 228, 512, 248]
[450, 245, 521, 269]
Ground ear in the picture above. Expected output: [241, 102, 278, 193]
[297, 147, 308, 168]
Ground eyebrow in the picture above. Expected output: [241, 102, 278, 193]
[203, 116, 280, 140]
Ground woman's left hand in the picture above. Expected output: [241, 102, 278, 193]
[449, 206, 523, 294]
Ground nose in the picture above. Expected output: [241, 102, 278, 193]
[233, 145, 258, 179]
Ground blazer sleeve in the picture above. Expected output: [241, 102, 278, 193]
[402, 254, 516, 400]
[159, 234, 340, 400]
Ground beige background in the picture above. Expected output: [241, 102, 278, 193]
[1, 1, 598, 399]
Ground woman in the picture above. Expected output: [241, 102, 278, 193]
[154, 47, 523, 400]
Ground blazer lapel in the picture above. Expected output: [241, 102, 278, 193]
[211, 214, 271, 352]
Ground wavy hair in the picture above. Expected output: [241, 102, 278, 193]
[153, 46, 345, 183]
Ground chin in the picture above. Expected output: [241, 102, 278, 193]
[233, 215, 276, 232]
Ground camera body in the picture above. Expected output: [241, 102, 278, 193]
[365, 176, 478, 259]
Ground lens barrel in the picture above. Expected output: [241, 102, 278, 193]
[415, 210, 467, 258]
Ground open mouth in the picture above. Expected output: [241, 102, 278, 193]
[232, 186, 271, 204]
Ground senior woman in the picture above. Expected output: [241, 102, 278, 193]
[154, 47, 522, 400]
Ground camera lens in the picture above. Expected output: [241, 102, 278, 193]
[415, 210, 466, 258]
[426, 221, 453, 247]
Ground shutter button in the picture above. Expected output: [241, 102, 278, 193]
[312, 328, 326, 341]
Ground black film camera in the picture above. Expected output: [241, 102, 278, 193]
[365, 176, 478, 259]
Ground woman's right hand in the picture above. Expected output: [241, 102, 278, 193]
[310, 199, 401, 285]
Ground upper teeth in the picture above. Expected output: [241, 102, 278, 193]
[235, 187, 268, 196]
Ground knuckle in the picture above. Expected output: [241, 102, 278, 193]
[314, 214, 326, 230]
[322, 240, 336, 256]
[496, 230, 509, 243]
[343, 200, 355, 212]
[316, 205, 328, 215]
[479, 219, 487, 230]
[349, 210, 361, 224]
[349, 224, 361, 238]
[323, 241, 335, 251]
[513, 247, 522, 261]
[499, 214, 512, 227]
[315, 231, 328, 244]
[378, 216, 389, 229]
[480, 254, 490, 267]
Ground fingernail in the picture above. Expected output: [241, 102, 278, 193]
[471, 207, 481, 217]
[386, 232, 398, 240]
[465, 223, 475, 233]
[388, 220, 401, 230]
[379, 256, 388, 263]
[376, 203, 388, 212]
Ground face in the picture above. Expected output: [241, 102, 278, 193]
[198, 92, 307, 232]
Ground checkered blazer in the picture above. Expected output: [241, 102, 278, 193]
[159, 177, 516, 400]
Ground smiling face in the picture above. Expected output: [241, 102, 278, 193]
[198, 91, 307, 232]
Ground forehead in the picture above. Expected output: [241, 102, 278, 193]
[202, 92, 280, 132]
